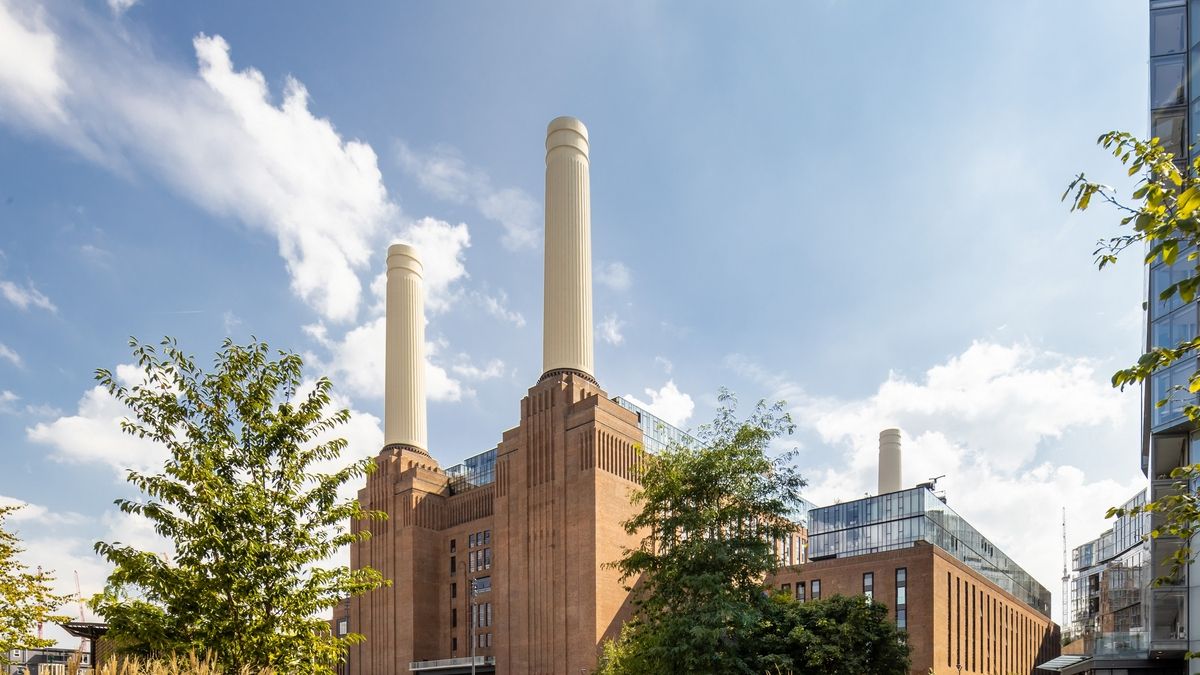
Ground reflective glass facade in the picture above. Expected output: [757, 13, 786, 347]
[613, 396, 698, 454]
[1069, 491, 1150, 657]
[1149, 0, 1200, 434]
[808, 487, 1051, 616]
[446, 448, 496, 495]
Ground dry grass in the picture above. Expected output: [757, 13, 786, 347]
[89, 654, 273, 675]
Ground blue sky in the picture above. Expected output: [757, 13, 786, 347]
[0, 0, 1152, 632]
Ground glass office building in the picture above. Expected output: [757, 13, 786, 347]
[807, 487, 1052, 616]
[1146, 3, 1200, 669]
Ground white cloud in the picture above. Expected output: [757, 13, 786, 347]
[0, 494, 87, 526]
[398, 217, 470, 313]
[654, 356, 673, 375]
[0, 1, 68, 132]
[0, 9, 400, 323]
[600, 313, 625, 345]
[0, 389, 17, 405]
[0, 278, 56, 312]
[107, 0, 138, 15]
[473, 289, 526, 327]
[451, 357, 506, 381]
[222, 310, 242, 334]
[396, 141, 539, 250]
[741, 340, 1140, 625]
[305, 316, 466, 403]
[597, 261, 632, 292]
[625, 380, 695, 428]
[26, 363, 167, 474]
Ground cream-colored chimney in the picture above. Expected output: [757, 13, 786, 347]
[384, 243, 428, 453]
[542, 116, 595, 381]
[878, 428, 902, 494]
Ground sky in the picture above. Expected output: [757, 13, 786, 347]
[0, 0, 1154, 637]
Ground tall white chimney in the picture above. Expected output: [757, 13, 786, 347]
[878, 428, 902, 494]
[384, 243, 428, 453]
[542, 116, 595, 382]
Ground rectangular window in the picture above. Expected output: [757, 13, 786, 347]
[484, 529, 491, 545]
[475, 576, 491, 593]
[895, 567, 907, 629]
[781, 583, 791, 596]
[863, 572, 874, 601]
[1153, 109, 1188, 158]
[452, 608, 457, 628]
[452, 636, 457, 652]
[469, 551, 476, 573]
[797, 581, 806, 603]
[811, 579, 821, 600]
[1154, 5, 1188, 56]
[450, 556, 456, 574]
[469, 533, 476, 548]
[450, 538, 456, 553]
[484, 548, 492, 570]
[451, 582, 457, 599]
[1152, 307, 1198, 349]
[1154, 54, 1188, 108]
[486, 632, 493, 647]
[337, 619, 348, 636]
[487, 602, 493, 627]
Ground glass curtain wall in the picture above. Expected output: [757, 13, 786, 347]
[808, 487, 1051, 615]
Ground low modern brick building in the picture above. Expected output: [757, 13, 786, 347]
[769, 472, 1061, 675]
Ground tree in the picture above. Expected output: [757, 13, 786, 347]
[599, 390, 807, 675]
[0, 504, 71, 665]
[1066, 132, 1200, 576]
[90, 338, 387, 674]
[755, 594, 910, 675]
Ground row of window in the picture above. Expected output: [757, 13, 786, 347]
[469, 548, 492, 573]
[473, 602, 494, 628]
[449, 529, 492, 554]
[778, 568, 906, 629]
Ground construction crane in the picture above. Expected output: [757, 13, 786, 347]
[73, 571, 89, 672]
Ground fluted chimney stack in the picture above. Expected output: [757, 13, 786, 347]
[878, 428, 902, 494]
[541, 116, 595, 382]
[384, 243, 428, 453]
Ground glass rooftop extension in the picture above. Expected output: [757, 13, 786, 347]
[808, 486, 1052, 616]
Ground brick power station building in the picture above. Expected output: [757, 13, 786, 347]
[339, 116, 1059, 674]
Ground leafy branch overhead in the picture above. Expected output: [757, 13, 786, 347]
[1069, 131, 1200, 585]
[1066, 132, 1200, 399]
[91, 337, 388, 674]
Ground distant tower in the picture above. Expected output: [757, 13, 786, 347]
[1061, 507, 1068, 633]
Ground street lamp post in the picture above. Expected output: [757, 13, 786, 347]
[470, 579, 478, 675]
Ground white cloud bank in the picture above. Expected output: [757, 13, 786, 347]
[0, 3, 397, 323]
[731, 340, 1142, 625]
[0, 278, 56, 312]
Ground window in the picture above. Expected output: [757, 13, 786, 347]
[895, 568, 907, 629]
[450, 556, 456, 574]
[1153, 5, 1188, 56]
[469, 550, 477, 573]
[1153, 109, 1187, 158]
[469, 533, 476, 548]
[484, 548, 492, 570]
[797, 581, 806, 603]
[452, 637, 457, 652]
[475, 576, 492, 593]
[452, 608, 457, 627]
[450, 538, 456, 553]
[451, 582, 457, 599]
[781, 583, 791, 596]
[486, 633, 493, 647]
[484, 529, 491, 545]
[811, 579, 821, 600]
[863, 572, 874, 601]
[1154, 54, 1187, 108]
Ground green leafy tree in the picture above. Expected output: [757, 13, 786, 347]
[90, 338, 387, 674]
[0, 504, 72, 665]
[756, 594, 910, 675]
[1066, 132, 1200, 576]
[599, 390, 806, 675]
